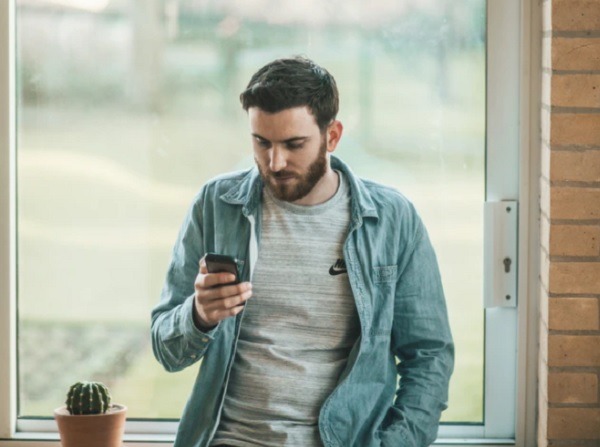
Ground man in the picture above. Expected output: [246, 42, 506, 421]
[151, 56, 454, 447]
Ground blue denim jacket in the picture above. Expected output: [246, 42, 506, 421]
[151, 156, 454, 447]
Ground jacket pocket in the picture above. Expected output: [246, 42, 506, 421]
[370, 265, 398, 337]
[373, 265, 398, 284]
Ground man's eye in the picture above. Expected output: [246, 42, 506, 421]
[286, 143, 303, 150]
[257, 139, 271, 148]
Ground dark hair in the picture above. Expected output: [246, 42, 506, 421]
[240, 56, 339, 131]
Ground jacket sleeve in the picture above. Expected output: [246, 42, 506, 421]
[380, 218, 455, 447]
[150, 195, 219, 372]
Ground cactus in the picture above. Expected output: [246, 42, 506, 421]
[65, 381, 111, 415]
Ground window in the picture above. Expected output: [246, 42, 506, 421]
[1, 0, 538, 445]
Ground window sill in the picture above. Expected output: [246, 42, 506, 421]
[0, 434, 515, 447]
[1, 432, 175, 446]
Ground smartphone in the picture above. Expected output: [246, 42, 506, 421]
[204, 253, 240, 284]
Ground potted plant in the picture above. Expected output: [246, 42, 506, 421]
[54, 381, 127, 447]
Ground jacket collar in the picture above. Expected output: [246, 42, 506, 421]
[219, 155, 379, 224]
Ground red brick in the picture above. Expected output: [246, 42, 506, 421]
[549, 297, 600, 330]
[548, 372, 598, 403]
[552, 74, 600, 108]
[550, 224, 600, 256]
[548, 334, 600, 366]
[551, 187, 600, 220]
[553, 38, 600, 71]
[551, 150, 600, 183]
[550, 262, 600, 294]
[551, 114, 600, 148]
[548, 407, 600, 439]
[552, 0, 600, 31]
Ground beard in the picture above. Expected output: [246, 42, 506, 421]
[256, 138, 328, 203]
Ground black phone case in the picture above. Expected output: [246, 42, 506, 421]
[204, 253, 240, 283]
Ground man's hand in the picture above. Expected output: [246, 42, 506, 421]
[193, 257, 253, 331]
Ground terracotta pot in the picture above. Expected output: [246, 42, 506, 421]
[54, 404, 127, 447]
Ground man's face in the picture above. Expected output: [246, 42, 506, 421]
[249, 106, 330, 203]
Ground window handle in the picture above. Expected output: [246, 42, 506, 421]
[484, 201, 518, 308]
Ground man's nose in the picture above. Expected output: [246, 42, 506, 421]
[269, 146, 287, 172]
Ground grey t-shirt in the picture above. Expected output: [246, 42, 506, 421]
[211, 172, 360, 447]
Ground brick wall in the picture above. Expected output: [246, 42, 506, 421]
[539, 0, 600, 445]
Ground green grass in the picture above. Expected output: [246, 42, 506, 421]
[110, 345, 199, 419]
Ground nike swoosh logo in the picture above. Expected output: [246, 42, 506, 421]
[329, 266, 348, 276]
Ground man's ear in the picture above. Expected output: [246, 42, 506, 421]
[326, 120, 343, 153]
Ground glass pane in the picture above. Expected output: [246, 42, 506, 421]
[17, 0, 485, 423]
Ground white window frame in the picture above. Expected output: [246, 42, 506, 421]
[0, 0, 540, 445]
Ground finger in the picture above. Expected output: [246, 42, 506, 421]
[199, 256, 207, 274]
[206, 282, 252, 301]
[194, 270, 236, 290]
[199, 288, 252, 315]
[194, 280, 250, 305]
[205, 302, 246, 323]
[201, 272, 238, 289]
[220, 289, 253, 309]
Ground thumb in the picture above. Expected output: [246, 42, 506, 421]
[199, 256, 208, 274]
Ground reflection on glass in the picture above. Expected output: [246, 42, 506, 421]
[17, 0, 485, 422]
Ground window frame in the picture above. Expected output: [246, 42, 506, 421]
[0, 0, 540, 445]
